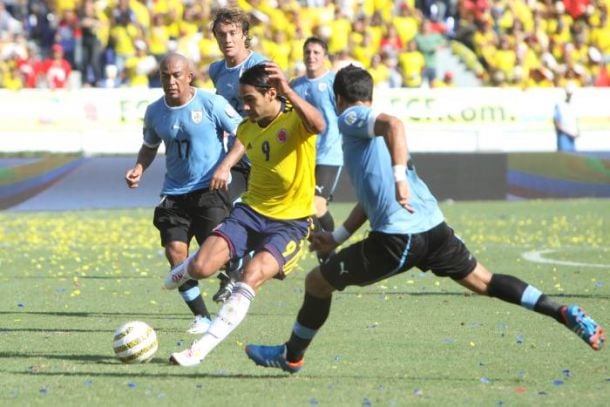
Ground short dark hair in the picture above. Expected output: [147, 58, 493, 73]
[211, 8, 251, 49]
[333, 65, 374, 103]
[239, 63, 272, 93]
[303, 36, 328, 54]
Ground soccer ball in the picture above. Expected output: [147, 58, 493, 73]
[112, 321, 158, 364]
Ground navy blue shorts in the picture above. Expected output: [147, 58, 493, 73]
[321, 222, 477, 290]
[213, 203, 312, 278]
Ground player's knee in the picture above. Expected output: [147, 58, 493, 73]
[305, 267, 334, 297]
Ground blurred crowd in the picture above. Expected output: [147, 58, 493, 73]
[0, 0, 609, 90]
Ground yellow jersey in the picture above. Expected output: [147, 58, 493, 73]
[238, 101, 316, 220]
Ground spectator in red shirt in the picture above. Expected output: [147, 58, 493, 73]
[40, 44, 72, 88]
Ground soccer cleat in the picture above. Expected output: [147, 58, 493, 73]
[169, 344, 205, 367]
[163, 262, 192, 290]
[561, 304, 605, 351]
[186, 315, 212, 335]
[245, 344, 303, 374]
[212, 272, 235, 303]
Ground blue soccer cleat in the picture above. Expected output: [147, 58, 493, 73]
[245, 344, 304, 374]
[561, 305, 605, 351]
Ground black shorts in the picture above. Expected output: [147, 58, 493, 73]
[315, 165, 342, 201]
[320, 222, 477, 290]
[153, 188, 231, 247]
[228, 161, 250, 203]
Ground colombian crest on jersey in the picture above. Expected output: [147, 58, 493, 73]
[276, 128, 288, 143]
[191, 110, 203, 124]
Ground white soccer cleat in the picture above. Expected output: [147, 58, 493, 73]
[187, 315, 212, 335]
[163, 261, 192, 290]
[169, 344, 205, 367]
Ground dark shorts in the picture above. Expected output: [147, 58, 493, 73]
[153, 188, 230, 246]
[321, 222, 477, 290]
[213, 203, 312, 278]
[315, 165, 342, 201]
[229, 161, 250, 203]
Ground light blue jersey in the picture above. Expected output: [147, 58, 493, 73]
[143, 88, 242, 195]
[209, 51, 267, 116]
[291, 71, 343, 166]
[338, 105, 444, 234]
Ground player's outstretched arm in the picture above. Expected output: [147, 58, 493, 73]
[125, 145, 158, 188]
[374, 113, 414, 213]
[211, 139, 245, 191]
[264, 62, 325, 135]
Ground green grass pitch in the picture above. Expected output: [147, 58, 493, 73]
[0, 199, 608, 405]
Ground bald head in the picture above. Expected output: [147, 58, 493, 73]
[160, 53, 195, 106]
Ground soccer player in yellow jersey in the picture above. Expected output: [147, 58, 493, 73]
[163, 62, 325, 367]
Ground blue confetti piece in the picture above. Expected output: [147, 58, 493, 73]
[516, 335, 525, 344]
[334, 355, 341, 362]
[480, 377, 492, 384]
[413, 388, 423, 396]
[176, 340, 184, 346]
[442, 337, 455, 344]
[562, 369, 571, 379]
[362, 398, 372, 407]
[594, 282, 604, 288]
[553, 380, 564, 386]
[538, 391, 547, 396]
[128, 382, 137, 388]
[496, 401, 504, 407]
[84, 379, 93, 387]
[39, 387, 48, 395]
[17, 303, 24, 308]
[469, 322, 481, 329]
[606, 378, 610, 382]
[517, 369, 526, 379]
[157, 393, 166, 400]
[195, 384, 203, 389]
[309, 398, 319, 406]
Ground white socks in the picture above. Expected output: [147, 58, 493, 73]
[191, 282, 256, 359]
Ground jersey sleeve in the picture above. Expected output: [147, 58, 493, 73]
[338, 106, 379, 139]
[142, 104, 161, 148]
[211, 94, 242, 136]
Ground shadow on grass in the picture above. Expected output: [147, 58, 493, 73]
[0, 311, 187, 318]
[340, 291, 610, 300]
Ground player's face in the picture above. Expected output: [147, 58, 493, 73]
[240, 84, 276, 124]
[214, 22, 247, 61]
[160, 59, 193, 106]
[303, 43, 326, 75]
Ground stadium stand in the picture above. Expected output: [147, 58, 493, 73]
[0, 0, 608, 90]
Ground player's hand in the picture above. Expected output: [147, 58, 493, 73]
[396, 180, 415, 213]
[125, 167, 142, 188]
[309, 231, 338, 254]
[210, 166, 231, 191]
[264, 62, 290, 96]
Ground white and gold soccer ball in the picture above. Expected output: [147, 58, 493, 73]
[112, 321, 158, 364]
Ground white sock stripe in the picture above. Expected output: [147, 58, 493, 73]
[234, 282, 255, 301]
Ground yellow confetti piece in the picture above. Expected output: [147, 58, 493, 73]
[470, 341, 476, 347]
[407, 280, 414, 284]
[149, 300, 157, 305]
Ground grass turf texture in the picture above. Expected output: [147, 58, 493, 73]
[0, 199, 608, 405]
